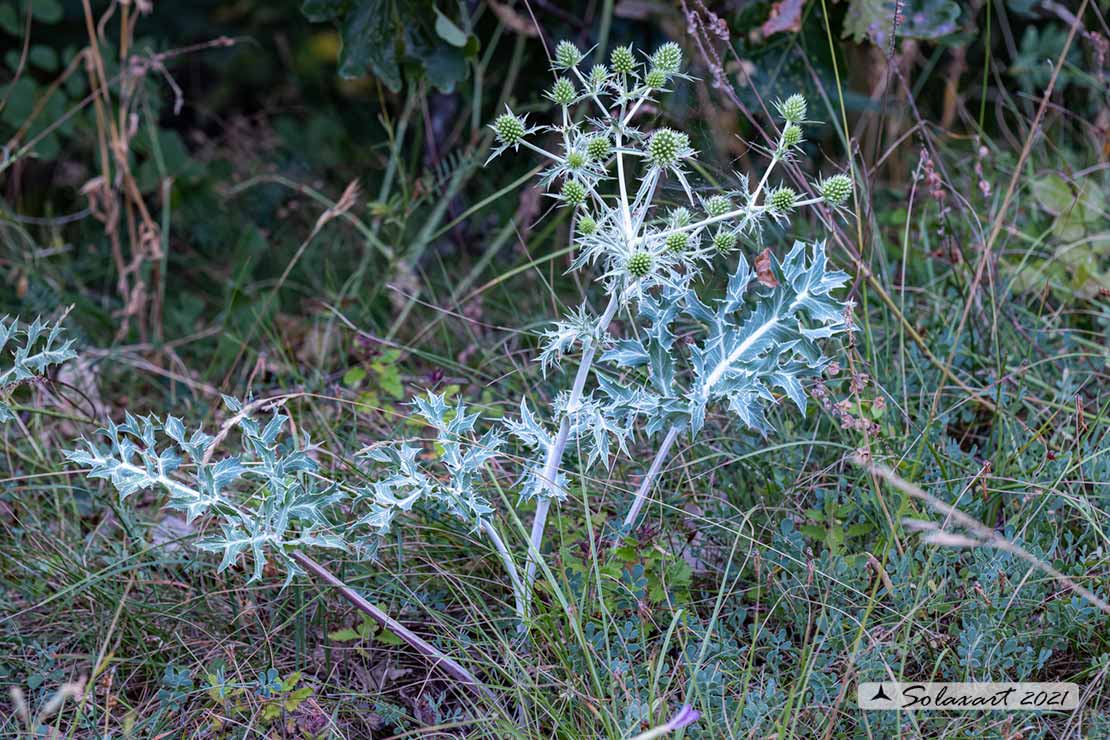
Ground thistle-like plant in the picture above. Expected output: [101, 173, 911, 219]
[65, 397, 346, 587]
[0, 315, 77, 423]
[487, 40, 854, 591]
[64, 394, 507, 700]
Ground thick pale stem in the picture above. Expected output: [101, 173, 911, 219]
[647, 131, 807, 245]
[621, 90, 650, 127]
[481, 519, 527, 626]
[614, 103, 634, 238]
[519, 139, 561, 163]
[621, 425, 680, 528]
[291, 551, 498, 704]
[654, 197, 822, 244]
[525, 292, 620, 595]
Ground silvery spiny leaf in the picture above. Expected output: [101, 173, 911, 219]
[539, 305, 598, 376]
[598, 242, 851, 438]
[686, 241, 851, 434]
[0, 315, 77, 421]
[66, 401, 346, 586]
[353, 393, 502, 536]
[504, 398, 564, 501]
[556, 392, 632, 471]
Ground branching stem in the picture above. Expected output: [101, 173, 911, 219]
[525, 292, 620, 599]
[621, 425, 680, 528]
[290, 551, 500, 703]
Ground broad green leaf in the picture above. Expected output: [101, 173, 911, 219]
[31, 0, 63, 24]
[434, 6, 467, 47]
[338, 0, 401, 90]
[343, 366, 367, 387]
[1032, 174, 1074, 216]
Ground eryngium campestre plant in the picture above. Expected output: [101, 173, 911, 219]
[64, 392, 520, 694]
[65, 393, 523, 611]
[486, 40, 854, 591]
[0, 315, 77, 423]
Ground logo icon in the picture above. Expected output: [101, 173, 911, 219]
[870, 685, 891, 702]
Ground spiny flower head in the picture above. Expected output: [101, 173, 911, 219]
[782, 123, 803, 148]
[566, 150, 587, 170]
[645, 68, 666, 89]
[549, 77, 576, 106]
[777, 93, 807, 123]
[669, 206, 691, 227]
[561, 179, 587, 207]
[646, 128, 689, 168]
[554, 40, 582, 70]
[493, 112, 525, 146]
[820, 174, 853, 206]
[769, 186, 797, 213]
[611, 45, 635, 74]
[589, 64, 608, 86]
[665, 231, 689, 253]
[713, 230, 736, 254]
[587, 135, 612, 161]
[703, 195, 732, 218]
[578, 213, 597, 235]
[651, 42, 682, 75]
[626, 250, 653, 278]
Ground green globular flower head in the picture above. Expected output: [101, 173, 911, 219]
[820, 174, 853, 206]
[554, 40, 582, 70]
[713, 230, 737, 254]
[611, 45, 635, 74]
[578, 213, 597, 235]
[561, 179, 587, 207]
[590, 64, 608, 86]
[645, 68, 667, 89]
[665, 231, 689, 254]
[549, 77, 576, 106]
[587, 135, 612, 162]
[779, 93, 807, 123]
[669, 206, 691, 227]
[651, 42, 682, 75]
[704, 195, 732, 218]
[627, 250, 653, 278]
[493, 112, 525, 146]
[646, 128, 688, 168]
[769, 186, 797, 213]
[566, 150, 587, 170]
[782, 123, 803, 148]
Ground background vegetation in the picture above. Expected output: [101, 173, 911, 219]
[1, 0, 1107, 737]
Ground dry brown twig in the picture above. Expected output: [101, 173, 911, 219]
[859, 457, 1110, 615]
